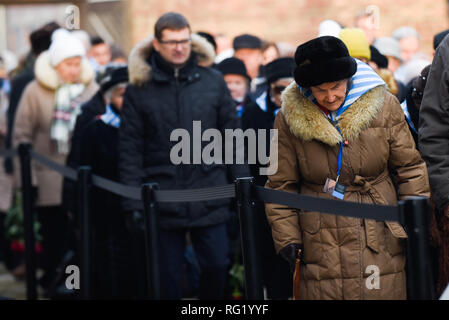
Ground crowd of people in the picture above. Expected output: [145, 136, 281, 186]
[0, 7, 448, 300]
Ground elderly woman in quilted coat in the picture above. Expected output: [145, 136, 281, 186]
[265, 36, 430, 300]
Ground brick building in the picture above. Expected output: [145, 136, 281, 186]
[1, 0, 448, 58]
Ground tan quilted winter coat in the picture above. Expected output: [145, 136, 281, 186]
[265, 83, 430, 300]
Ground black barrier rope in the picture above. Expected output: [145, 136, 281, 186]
[2, 148, 402, 221]
[0, 149, 17, 158]
[155, 184, 235, 202]
[255, 185, 400, 222]
[91, 175, 141, 200]
[31, 150, 77, 181]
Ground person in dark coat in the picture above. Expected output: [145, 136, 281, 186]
[243, 57, 296, 299]
[119, 12, 248, 300]
[418, 34, 449, 297]
[400, 64, 430, 146]
[215, 56, 260, 298]
[215, 57, 259, 118]
[77, 71, 140, 298]
[233, 34, 267, 97]
[62, 64, 127, 214]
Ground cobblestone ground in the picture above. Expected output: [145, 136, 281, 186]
[0, 263, 45, 300]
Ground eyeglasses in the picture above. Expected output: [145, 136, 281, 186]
[158, 38, 191, 47]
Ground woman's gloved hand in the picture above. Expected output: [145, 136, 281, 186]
[279, 243, 303, 274]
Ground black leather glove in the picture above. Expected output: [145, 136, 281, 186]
[279, 243, 303, 274]
[124, 210, 146, 235]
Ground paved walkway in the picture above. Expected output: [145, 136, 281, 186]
[0, 263, 45, 300]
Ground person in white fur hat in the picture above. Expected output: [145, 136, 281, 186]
[13, 28, 98, 294]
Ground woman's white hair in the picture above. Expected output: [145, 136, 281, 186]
[104, 82, 127, 103]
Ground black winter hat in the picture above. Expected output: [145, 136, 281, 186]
[264, 57, 295, 83]
[216, 57, 250, 80]
[369, 45, 388, 69]
[197, 31, 217, 52]
[433, 29, 449, 50]
[294, 36, 357, 87]
[29, 21, 60, 57]
[100, 65, 129, 93]
[233, 34, 262, 50]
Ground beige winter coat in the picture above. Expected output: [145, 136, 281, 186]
[13, 51, 98, 207]
[265, 83, 430, 300]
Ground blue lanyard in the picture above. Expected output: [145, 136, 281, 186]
[236, 104, 244, 118]
[329, 113, 344, 182]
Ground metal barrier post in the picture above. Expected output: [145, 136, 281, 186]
[18, 143, 37, 300]
[141, 183, 160, 300]
[399, 196, 434, 300]
[77, 166, 92, 300]
[235, 177, 264, 300]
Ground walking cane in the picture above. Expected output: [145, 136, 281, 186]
[293, 248, 302, 300]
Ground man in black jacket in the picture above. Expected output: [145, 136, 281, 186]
[119, 12, 248, 300]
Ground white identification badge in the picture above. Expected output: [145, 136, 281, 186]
[324, 177, 346, 200]
[323, 178, 337, 194]
[332, 183, 346, 200]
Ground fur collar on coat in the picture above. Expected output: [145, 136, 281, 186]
[281, 82, 387, 146]
[128, 33, 216, 86]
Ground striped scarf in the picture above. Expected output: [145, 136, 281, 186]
[100, 104, 121, 128]
[50, 83, 85, 154]
[400, 100, 417, 134]
[298, 59, 386, 120]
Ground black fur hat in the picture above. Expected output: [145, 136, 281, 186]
[294, 36, 357, 87]
[99, 65, 129, 93]
[216, 57, 250, 80]
[264, 57, 295, 84]
[370, 45, 388, 69]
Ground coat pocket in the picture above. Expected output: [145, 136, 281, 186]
[299, 211, 322, 264]
[299, 211, 321, 234]
[385, 222, 407, 257]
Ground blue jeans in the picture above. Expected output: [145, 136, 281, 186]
[159, 223, 229, 300]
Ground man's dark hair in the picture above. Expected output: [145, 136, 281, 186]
[154, 12, 191, 41]
[91, 36, 105, 46]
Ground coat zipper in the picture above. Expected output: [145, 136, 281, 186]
[174, 67, 185, 188]
[174, 68, 180, 122]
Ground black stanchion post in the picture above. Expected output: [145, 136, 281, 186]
[141, 183, 160, 300]
[235, 177, 264, 300]
[399, 196, 434, 300]
[77, 166, 91, 300]
[18, 143, 37, 300]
